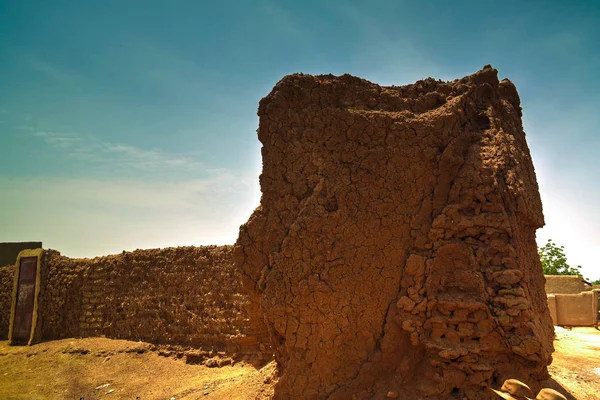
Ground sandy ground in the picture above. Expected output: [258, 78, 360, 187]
[542, 327, 600, 400]
[0, 337, 275, 400]
[0, 327, 598, 399]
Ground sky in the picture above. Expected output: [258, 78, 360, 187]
[0, 0, 599, 279]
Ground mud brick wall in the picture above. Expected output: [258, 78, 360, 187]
[0, 265, 15, 340]
[33, 246, 270, 355]
[38, 250, 86, 339]
[547, 290, 599, 326]
[544, 275, 590, 295]
[236, 65, 554, 399]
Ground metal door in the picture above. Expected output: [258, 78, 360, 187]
[12, 256, 38, 343]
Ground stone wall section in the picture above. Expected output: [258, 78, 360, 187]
[39, 250, 85, 339]
[0, 265, 14, 340]
[79, 264, 105, 333]
[1, 246, 271, 358]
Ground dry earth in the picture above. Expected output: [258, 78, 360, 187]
[0, 338, 275, 400]
[0, 327, 598, 400]
[546, 327, 600, 399]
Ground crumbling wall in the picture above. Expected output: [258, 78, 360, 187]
[0, 246, 270, 356]
[544, 275, 590, 294]
[235, 66, 554, 399]
[38, 250, 86, 340]
[0, 265, 14, 339]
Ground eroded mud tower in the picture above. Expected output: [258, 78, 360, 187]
[234, 66, 554, 399]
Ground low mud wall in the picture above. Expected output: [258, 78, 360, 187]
[0, 265, 15, 340]
[1, 246, 271, 357]
[547, 290, 599, 326]
[544, 275, 590, 295]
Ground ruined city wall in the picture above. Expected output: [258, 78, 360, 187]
[235, 66, 555, 399]
[0, 265, 14, 340]
[1, 246, 271, 356]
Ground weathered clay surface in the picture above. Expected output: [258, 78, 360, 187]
[234, 66, 554, 399]
[0, 265, 14, 340]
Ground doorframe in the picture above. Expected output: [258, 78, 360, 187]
[8, 248, 43, 345]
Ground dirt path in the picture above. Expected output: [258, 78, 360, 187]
[0, 328, 598, 399]
[0, 337, 274, 400]
[542, 327, 600, 399]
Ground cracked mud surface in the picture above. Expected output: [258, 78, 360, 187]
[235, 66, 554, 399]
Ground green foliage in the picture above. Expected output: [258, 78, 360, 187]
[592, 279, 600, 285]
[538, 239, 582, 276]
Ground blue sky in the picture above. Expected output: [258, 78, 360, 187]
[0, 0, 599, 279]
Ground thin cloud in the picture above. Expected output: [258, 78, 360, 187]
[29, 130, 205, 174]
